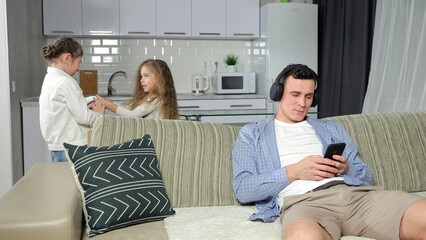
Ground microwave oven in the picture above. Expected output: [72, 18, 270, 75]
[212, 72, 256, 94]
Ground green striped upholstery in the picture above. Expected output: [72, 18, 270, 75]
[327, 111, 426, 192]
[91, 115, 241, 208]
[91, 111, 426, 208]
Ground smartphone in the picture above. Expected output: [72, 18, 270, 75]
[324, 143, 346, 160]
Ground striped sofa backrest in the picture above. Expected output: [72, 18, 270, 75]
[327, 111, 426, 192]
[91, 115, 241, 208]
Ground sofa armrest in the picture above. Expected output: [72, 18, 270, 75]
[0, 162, 83, 240]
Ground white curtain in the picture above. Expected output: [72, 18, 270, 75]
[362, 0, 426, 113]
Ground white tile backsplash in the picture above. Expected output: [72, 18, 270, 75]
[52, 37, 256, 95]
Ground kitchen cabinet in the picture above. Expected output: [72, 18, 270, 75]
[210, 98, 267, 124]
[43, 0, 260, 39]
[178, 99, 215, 110]
[120, 0, 156, 36]
[156, 0, 191, 37]
[226, 0, 259, 38]
[191, 0, 226, 38]
[43, 0, 82, 36]
[82, 0, 120, 36]
[178, 98, 267, 124]
[214, 99, 265, 109]
[22, 105, 51, 174]
[178, 98, 266, 111]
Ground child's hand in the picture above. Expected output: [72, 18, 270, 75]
[91, 100, 105, 114]
[96, 94, 113, 105]
[96, 94, 117, 113]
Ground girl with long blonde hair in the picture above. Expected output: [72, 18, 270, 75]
[98, 59, 179, 119]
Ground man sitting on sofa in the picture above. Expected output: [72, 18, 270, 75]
[232, 64, 426, 239]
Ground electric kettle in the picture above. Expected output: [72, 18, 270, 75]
[191, 74, 210, 95]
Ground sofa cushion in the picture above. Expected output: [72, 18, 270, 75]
[163, 205, 374, 240]
[64, 134, 175, 237]
[0, 163, 82, 240]
[326, 111, 426, 192]
[90, 116, 242, 208]
[82, 221, 168, 240]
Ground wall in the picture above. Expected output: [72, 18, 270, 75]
[7, 0, 46, 183]
[0, 0, 13, 198]
[45, 37, 257, 96]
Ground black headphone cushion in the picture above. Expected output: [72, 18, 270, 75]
[269, 82, 283, 101]
[312, 88, 320, 107]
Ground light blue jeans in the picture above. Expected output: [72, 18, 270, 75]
[51, 150, 68, 162]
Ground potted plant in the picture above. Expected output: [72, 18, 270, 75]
[224, 54, 238, 72]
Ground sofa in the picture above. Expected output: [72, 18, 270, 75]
[0, 111, 425, 240]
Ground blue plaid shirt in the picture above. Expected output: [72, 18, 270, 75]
[232, 116, 374, 222]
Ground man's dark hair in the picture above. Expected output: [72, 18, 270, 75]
[280, 64, 318, 88]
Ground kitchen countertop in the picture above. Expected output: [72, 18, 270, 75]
[21, 93, 267, 107]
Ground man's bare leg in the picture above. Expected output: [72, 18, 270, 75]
[400, 199, 426, 239]
[283, 218, 333, 240]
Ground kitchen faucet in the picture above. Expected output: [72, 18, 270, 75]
[107, 71, 127, 96]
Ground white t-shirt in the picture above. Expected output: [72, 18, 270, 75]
[39, 67, 101, 150]
[274, 119, 343, 208]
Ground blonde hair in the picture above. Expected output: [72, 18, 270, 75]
[126, 59, 179, 119]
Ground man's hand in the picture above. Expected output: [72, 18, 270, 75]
[330, 154, 349, 176]
[286, 155, 349, 183]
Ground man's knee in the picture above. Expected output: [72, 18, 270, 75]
[282, 218, 333, 240]
[400, 199, 426, 240]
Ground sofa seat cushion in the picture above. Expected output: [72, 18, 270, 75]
[163, 206, 374, 240]
[413, 191, 426, 197]
[82, 221, 168, 240]
[164, 205, 281, 239]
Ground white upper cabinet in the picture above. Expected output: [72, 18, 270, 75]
[82, 0, 120, 36]
[43, 0, 259, 39]
[120, 0, 156, 36]
[191, 0, 226, 38]
[226, 0, 259, 38]
[43, 0, 82, 36]
[156, 0, 191, 37]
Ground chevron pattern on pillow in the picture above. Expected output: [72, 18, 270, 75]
[64, 134, 175, 237]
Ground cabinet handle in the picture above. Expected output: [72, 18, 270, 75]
[51, 30, 75, 34]
[179, 106, 200, 109]
[127, 31, 150, 34]
[198, 33, 221, 36]
[233, 33, 254, 36]
[89, 31, 113, 35]
[163, 32, 186, 35]
[230, 104, 253, 108]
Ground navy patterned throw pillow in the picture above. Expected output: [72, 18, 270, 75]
[64, 134, 175, 237]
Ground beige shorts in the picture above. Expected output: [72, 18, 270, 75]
[280, 185, 424, 240]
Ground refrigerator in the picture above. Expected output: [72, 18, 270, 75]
[254, 2, 318, 117]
